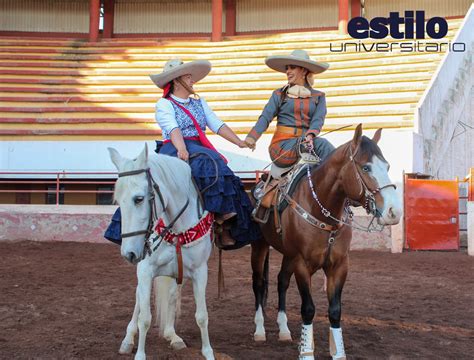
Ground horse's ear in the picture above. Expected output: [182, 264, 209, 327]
[108, 147, 125, 171]
[136, 144, 148, 167]
[372, 128, 382, 144]
[352, 123, 363, 152]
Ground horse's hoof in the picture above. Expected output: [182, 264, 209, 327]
[134, 353, 146, 360]
[118, 342, 134, 354]
[278, 332, 292, 341]
[202, 348, 215, 360]
[171, 340, 187, 351]
[254, 333, 266, 342]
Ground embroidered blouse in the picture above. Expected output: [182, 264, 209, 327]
[155, 94, 225, 140]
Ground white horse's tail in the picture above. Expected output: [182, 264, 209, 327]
[153, 276, 182, 337]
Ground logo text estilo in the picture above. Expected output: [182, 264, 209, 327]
[347, 11, 448, 40]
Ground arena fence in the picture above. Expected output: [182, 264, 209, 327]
[0, 170, 264, 205]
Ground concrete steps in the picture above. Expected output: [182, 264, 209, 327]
[0, 18, 462, 140]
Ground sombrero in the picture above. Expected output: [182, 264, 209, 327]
[265, 49, 329, 75]
[150, 58, 211, 89]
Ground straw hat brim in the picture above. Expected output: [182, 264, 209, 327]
[265, 55, 329, 75]
[150, 60, 211, 89]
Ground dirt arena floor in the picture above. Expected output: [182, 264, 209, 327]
[0, 241, 473, 359]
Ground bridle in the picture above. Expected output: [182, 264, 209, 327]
[348, 143, 397, 216]
[304, 141, 397, 233]
[117, 167, 189, 255]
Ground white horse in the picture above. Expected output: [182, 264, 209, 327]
[109, 145, 215, 360]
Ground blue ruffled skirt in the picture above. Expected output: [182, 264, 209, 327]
[104, 139, 261, 250]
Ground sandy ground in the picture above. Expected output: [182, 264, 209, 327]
[0, 241, 473, 359]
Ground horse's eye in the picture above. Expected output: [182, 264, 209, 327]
[362, 165, 371, 172]
[134, 196, 144, 204]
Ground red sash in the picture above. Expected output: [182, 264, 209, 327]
[168, 97, 228, 163]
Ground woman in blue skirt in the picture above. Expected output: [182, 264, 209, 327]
[105, 58, 261, 249]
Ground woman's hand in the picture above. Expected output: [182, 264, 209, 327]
[236, 139, 248, 149]
[244, 136, 256, 151]
[177, 148, 189, 162]
[304, 134, 315, 152]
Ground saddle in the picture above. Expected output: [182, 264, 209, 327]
[252, 152, 320, 224]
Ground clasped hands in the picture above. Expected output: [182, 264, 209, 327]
[234, 137, 256, 151]
[240, 134, 313, 152]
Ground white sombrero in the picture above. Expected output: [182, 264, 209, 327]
[150, 58, 211, 89]
[265, 49, 329, 75]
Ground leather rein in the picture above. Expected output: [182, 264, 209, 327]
[283, 142, 397, 237]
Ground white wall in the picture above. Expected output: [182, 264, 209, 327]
[468, 202, 474, 256]
[0, 128, 418, 185]
[415, 5, 474, 180]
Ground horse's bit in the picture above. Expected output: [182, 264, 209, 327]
[117, 168, 189, 256]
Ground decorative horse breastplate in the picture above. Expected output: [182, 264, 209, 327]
[154, 211, 214, 247]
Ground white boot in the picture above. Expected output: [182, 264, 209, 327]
[329, 327, 346, 360]
[277, 311, 292, 341]
[298, 323, 314, 360]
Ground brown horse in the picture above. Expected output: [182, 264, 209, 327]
[251, 125, 402, 360]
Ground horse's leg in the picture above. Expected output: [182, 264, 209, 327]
[192, 265, 214, 360]
[277, 256, 293, 341]
[294, 262, 315, 360]
[119, 287, 139, 354]
[135, 267, 153, 360]
[153, 277, 186, 350]
[251, 239, 270, 342]
[325, 259, 348, 360]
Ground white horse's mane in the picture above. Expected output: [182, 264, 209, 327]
[114, 152, 193, 202]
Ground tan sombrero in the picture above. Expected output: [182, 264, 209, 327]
[150, 58, 211, 89]
[265, 49, 329, 75]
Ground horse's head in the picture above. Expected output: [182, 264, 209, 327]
[109, 144, 162, 264]
[338, 124, 402, 225]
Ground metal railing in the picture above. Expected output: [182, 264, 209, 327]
[0, 170, 264, 205]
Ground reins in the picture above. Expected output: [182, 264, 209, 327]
[304, 142, 397, 233]
[260, 124, 353, 171]
[268, 137, 397, 246]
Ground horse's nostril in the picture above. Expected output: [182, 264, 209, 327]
[388, 207, 396, 219]
[126, 252, 136, 264]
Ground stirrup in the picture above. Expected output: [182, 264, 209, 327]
[252, 203, 270, 224]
